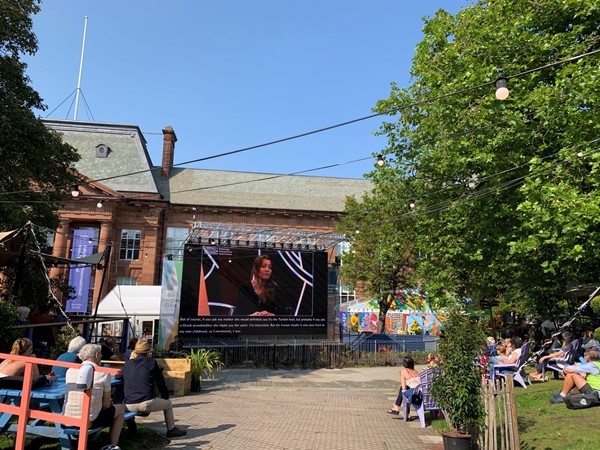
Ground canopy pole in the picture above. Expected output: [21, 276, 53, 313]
[91, 243, 112, 340]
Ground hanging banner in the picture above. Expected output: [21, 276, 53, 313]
[158, 259, 183, 350]
[66, 229, 95, 313]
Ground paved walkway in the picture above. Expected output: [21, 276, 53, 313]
[136, 366, 443, 450]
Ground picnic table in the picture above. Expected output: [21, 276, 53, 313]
[0, 377, 124, 449]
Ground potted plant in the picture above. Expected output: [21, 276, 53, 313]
[188, 348, 224, 391]
[431, 306, 486, 449]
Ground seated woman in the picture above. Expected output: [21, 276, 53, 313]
[0, 338, 40, 379]
[529, 331, 574, 380]
[51, 336, 86, 377]
[490, 343, 509, 364]
[235, 255, 284, 316]
[386, 356, 420, 416]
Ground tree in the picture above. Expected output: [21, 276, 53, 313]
[0, 0, 80, 231]
[372, 0, 600, 315]
[336, 163, 421, 333]
[0, 1, 80, 309]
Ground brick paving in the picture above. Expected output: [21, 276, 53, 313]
[135, 366, 444, 450]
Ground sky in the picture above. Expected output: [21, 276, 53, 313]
[25, 0, 468, 180]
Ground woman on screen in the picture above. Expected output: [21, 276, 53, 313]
[235, 255, 283, 316]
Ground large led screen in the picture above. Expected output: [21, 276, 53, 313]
[178, 246, 328, 336]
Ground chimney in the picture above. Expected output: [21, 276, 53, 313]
[161, 126, 177, 179]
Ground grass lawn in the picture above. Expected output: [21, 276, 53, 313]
[0, 426, 168, 450]
[432, 377, 600, 450]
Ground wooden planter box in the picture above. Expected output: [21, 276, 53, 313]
[102, 358, 191, 397]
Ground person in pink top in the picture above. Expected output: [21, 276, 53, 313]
[386, 356, 420, 415]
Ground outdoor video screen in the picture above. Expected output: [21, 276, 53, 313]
[178, 245, 328, 336]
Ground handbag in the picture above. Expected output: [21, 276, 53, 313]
[411, 391, 423, 405]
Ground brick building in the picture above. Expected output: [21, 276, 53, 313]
[45, 119, 370, 338]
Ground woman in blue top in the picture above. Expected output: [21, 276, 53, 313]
[51, 336, 86, 377]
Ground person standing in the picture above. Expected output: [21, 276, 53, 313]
[122, 339, 187, 438]
[63, 344, 125, 450]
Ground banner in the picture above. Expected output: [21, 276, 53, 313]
[158, 259, 183, 350]
[66, 229, 95, 313]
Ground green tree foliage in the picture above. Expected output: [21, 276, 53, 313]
[0, 0, 80, 231]
[336, 165, 422, 333]
[369, 0, 600, 315]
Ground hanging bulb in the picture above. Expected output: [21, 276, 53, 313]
[495, 77, 509, 100]
[96, 200, 104, 208]
[409, 199, 416, 209]
[71, 185, 80, 198]
[376, 154, 384, 167]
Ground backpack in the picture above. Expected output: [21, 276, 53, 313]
[563, 391, 600, 409]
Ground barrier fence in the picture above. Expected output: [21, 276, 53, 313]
[480, 375, 520, 450]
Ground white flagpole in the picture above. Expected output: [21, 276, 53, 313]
[74, 16, 88, 121]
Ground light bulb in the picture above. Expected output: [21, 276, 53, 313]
[70, 185, 80, 198]
[96, 200, 104, 208]
[494, 77, 509, 100]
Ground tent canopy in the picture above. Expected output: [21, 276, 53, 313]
[96, 285, 161, 317]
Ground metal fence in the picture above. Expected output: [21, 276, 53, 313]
[174, 336, 438, 369]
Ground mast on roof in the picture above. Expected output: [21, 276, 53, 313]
[73, 16, 88, 121]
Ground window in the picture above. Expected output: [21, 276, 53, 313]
[117, 277, 137, 286]
[120, 229, 141, 260]
[165, 227, 189, 259]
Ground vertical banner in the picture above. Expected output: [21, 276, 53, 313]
[159, 259, 183, 350]
[66, 229, 95, 313]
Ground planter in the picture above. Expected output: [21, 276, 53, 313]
[441, 432, 472, 450]
[191, 379, 201, 392]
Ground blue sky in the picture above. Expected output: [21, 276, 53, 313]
[26, 1, 467, 179]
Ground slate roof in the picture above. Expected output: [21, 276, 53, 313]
[44, 120, 372, 212]
[44, 119, 159, 194]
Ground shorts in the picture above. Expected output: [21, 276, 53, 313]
[579, 383, 594, 395]
[91, 405, 115, 428]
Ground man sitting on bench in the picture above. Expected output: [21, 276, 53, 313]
[549, 349, 600, 404]
[64, 344, 125, 450]
[122, 339, 187, 438]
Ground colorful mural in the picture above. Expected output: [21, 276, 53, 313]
[339, 291, 445, 335]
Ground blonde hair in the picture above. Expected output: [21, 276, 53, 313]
[10, 338, 32, 357]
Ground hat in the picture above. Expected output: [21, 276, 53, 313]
[134, 339, 151, 354]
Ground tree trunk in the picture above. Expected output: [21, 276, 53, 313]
[377, 303, 389, 334]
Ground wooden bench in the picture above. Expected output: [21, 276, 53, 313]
[101, 358, 191, 397]
[61, 411, 140, 443]
[155, 358, 191, 397]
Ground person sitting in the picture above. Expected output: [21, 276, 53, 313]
[550, 349, 600, 403]
[63, 344, 125, 450]
[122, 339, 187, 438]
[51, 336, 86, 378]
[530, 331, 574, 381]
[386, 356, 420, 416]
[124, 337, 138, 360]
[491, 343, 509, 363]
[582, 328, 600, 351]
[168, 335, 182, 356]
[100, 337, 122, 361]
[0, 338, 40, 378]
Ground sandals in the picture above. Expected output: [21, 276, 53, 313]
[386, 409, 400, 415]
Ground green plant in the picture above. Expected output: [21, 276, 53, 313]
[431, 307, 486, 436]
[187, 348, 224, 381]
[48, 325, 80, 360]
[0, 300, 21, 353]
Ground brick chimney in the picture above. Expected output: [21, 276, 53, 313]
[161, 126, 177, 179]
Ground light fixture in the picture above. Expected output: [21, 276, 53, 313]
[355, 228, 360, 234]
[409, 199, 416, 209]
[70, 185, 80, 198]
[376, 154, 384, 167]
[494, 76, 509, 100]
[96, 200, 104, 208]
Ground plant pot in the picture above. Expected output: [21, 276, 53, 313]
[441, 432, 472, 450]
[191, 379, 201, 392]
